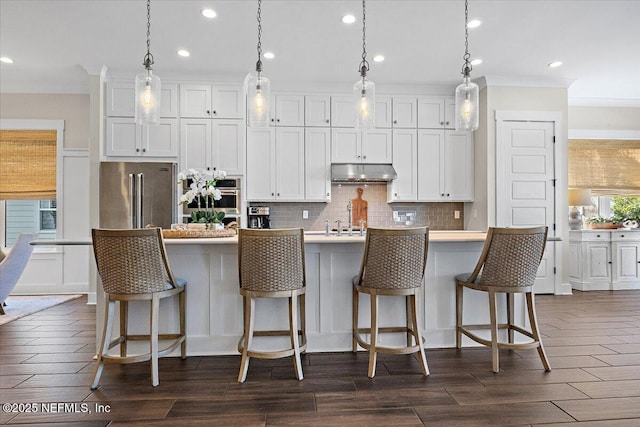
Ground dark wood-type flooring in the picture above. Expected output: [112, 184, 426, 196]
[1, 290, 640, 426]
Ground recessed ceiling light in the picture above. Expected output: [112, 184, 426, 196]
[548, 61, 563, 68]
[263, 52, 275, 59]
[0, 57, 14, 64]
[373, 55, 384, 63]
[467, 19, 482, 28]
[177, 49, 190, 57]
[470, 58, 482, 66]
[342, 14, 356, 24]
[201, 8, 217, 19]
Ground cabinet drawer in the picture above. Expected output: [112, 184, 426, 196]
[580, 231, 612, 242]
[612, 231, 640, 242]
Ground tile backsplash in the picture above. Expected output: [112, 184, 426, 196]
[251, 184, 464, 231]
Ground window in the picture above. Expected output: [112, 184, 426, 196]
[39, 200, 57, 232]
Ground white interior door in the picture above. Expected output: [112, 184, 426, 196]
[497, 119, 556, 293]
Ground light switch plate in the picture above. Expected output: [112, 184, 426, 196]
[302, 210, 309, 219]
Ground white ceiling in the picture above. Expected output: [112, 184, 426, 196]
[1, 0, 639, 104]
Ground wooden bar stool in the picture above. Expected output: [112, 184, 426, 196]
[352, 227, 430, 378]
[91, 228, 186, 389]
[237, 228, 307, 383]
[455, 226, 550, 373]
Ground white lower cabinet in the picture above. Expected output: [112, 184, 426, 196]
[569, 230, 640, 290]
[305, 128, 331, 202]
[246, 127, 305, 201]
[105, 117, 178, 158]
[180, 119, 244, 175]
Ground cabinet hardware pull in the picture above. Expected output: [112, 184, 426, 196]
[446, 121, 450, 125]
[621, 235, 625, 238]
[207, 110, 210, 114]
[271, 118, 275, 122]
[363, 155, 367, 159]
[395, 193, 398, 196]
[326, 119, 329, 123]
[213, 110, 217, 115]
[597, 234, 601, 238]
[326, 193, 330, 196]
[271, 193, 274, 196]
[447, 193, 450, 196]
[608, 261, 612, 264]
[440, 121, 444, 125]
[393, 120, 397, 124]
[441, 193, 445, 196]
[136, 148, 140, 152]
[142, 148, 146, 152]
[277, 193, 280, 196]
[277, 119, 280, 122]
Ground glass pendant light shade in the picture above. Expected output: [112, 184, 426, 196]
[135, 70, 161, 125]
[353, 77, 375, 130]
[455, 76, 479, 131]
[246, 71, 271, 127]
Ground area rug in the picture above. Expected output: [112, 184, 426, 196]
[0, 295, 83, 325]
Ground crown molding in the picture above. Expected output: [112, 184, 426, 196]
[482, 74, 574, 89]
[568, 97, 640, 108]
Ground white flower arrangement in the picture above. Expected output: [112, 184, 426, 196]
[178, 168, 227, 226]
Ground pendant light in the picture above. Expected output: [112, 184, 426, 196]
[246, 0, 271, 127]
[454, 0, 479, 131]
[353, 0, 375, 130]
[135, 0, 161, 126]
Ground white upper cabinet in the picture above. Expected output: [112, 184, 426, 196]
[375, 96, 393, 128]
[330, 96, 354, 128]
[305, 128, 332, 201]
[271, 95, 305, 126]
[180, 84, 244, 119]
[180, 119, 244, 175]
[105, 117, 178, 158]
[362, 129, 392, 163]
[106, 81, 178, 118]
[331, 128, 391, 164]
[392, 97, 418, 128]
[305, 95, 331, 127]
[418, 96, 456, 129]
[388, 129, 418, 202]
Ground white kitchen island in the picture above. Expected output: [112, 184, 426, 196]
[111, 230, 528, 356]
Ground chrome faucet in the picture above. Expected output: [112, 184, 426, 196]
[335, 219, 342, 236]
[347, 201, 353, 236]
[359, 219, 365, 236]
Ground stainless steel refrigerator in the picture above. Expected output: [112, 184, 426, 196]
[99, 162, 177, 229]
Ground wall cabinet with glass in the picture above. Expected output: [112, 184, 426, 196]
[331, 128, 392, 164]
[246, 127, 305, 201]
[417, 96, 456, 129]
[180, 119, 245, 176]
[179, 84, 244, 119]
[105, 117, 178, 158]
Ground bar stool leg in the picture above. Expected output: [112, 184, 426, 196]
[179, 290, 187, 359]
[410, 293, 429, 376]
[368, 292, 379, 378]
[92, 299, 115, 390]
[300, 293, 307, 353]
[526, 292, 551, 371]
[507, 293, 515, 344]
[238, 296, 255, 383]
[120, 301, 128, 357]
[352, 286, 359, 352]
[456, 282, 463, 349]
[150, 295, 160, 387]
[405, 295, 413, 347]
[289, 294, 303, 380]
[489, 290, 499, 373]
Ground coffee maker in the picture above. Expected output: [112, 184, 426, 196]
[247, 206, 271, 229]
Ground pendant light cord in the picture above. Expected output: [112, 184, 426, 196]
[143, 0, 154, 70]
[256, 0, 263, 73]
[358, 0, 369, 77]
[461, 0, 471, 77]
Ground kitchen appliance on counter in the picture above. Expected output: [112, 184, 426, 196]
[247, 206, 270, 229]
[182, 177, 241, 226]
[99, 162, 177, 229]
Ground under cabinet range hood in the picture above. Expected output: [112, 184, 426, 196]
[331, 163, 398, 183]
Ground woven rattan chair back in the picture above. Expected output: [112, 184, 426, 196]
[357, 227, 428, 290]
[238, 228, 305, 293]
[92, 228, 176, 295]
[476, 227, 548, 288]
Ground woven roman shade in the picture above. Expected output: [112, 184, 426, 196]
[569, 139, 640, 196]
[0, 130, 57, 200]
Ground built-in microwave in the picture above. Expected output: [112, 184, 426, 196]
[182, 178, 241, 223]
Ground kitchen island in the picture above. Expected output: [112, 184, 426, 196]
[99, 231, 531, 355]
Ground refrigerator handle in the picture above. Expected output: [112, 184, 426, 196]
[137, 173, 144, 229]
[128, 173, 136, 228]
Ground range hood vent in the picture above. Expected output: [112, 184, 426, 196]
[331, 163, 397, 183]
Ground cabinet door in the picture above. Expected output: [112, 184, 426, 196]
[246, 128, 276, 200]
[389, 130, 418, 201]
[417, 130, 444, 201]
[613, 242, 640, 283]
[417, 96, 445, 129]
[444, 130, 474, 201]
[331, 128, 361, 163]
[444, 97, 455, 129]
[213, 119, 245, 175]
[180, 119, 212, 171]
[331, 96, 354, 128]
[143, 119, 178, 157]
[362, 129, 392, 163]
[275, 128, 305, 200]
[392, 97, 417, 128]
[305, 128, 331, 201]
[376, 96, 393, 128]
[212, 85, 244, 119]
[274, 95, 305, 126]
[180, 84, 212, 118]
[585, 242, 612, 282]
[106, 82, 135, 117]
[105, 117, 140, 157]
[305, 95, 331, 127]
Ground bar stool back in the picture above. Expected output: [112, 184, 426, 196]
[455, 226, 550, 373]
[91, 228, 186, 389]
[353, 227, 429, 378]
[237, 228, 307, 383]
